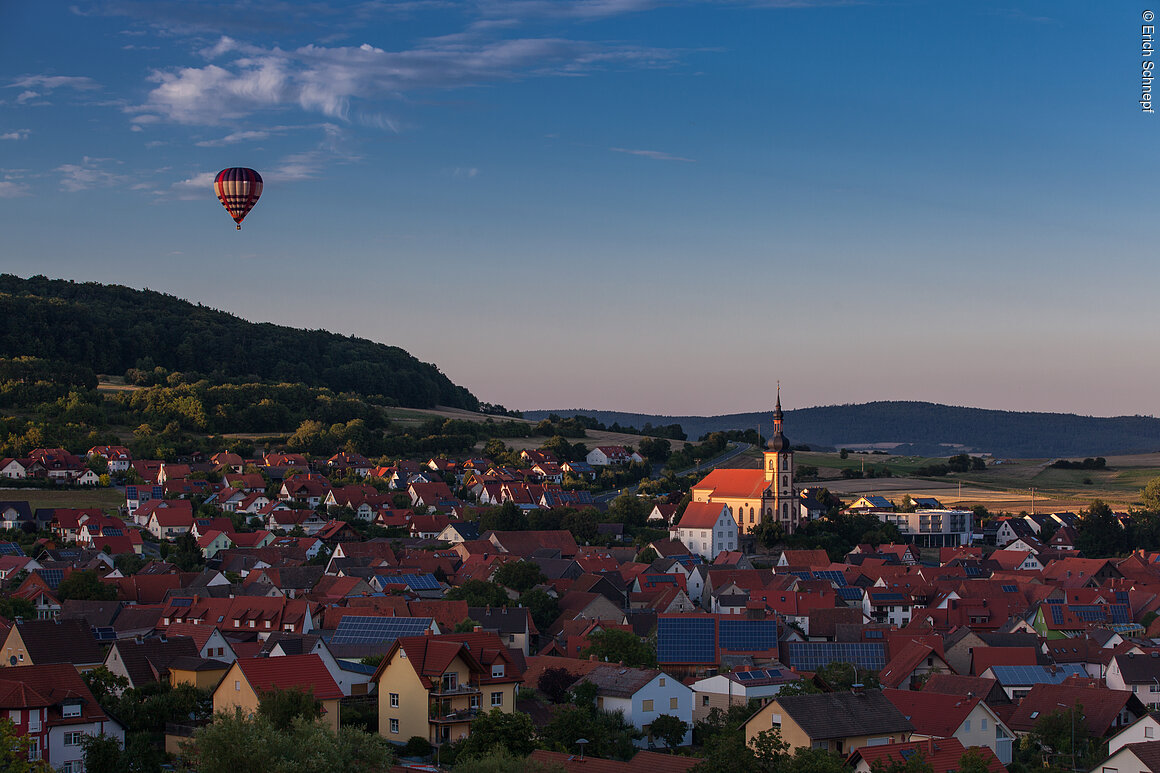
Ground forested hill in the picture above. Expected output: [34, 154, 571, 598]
[527, 403, 1160, 458]
[0, 274, 477, 410]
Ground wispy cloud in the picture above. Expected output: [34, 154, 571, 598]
[129, 35, 681, 126]
[611, 146, 695, 162]
[170, 170, 218, 199]
[56, 157, 129, 192]
[1, 130, 31, 140]
[0, 181, 31, 198]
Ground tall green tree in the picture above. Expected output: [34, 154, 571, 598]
[579, 629, 656, 668]
[56, 570, 119, 601]
[456, 709, 537, 760]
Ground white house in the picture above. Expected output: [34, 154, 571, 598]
[691, 668, 796, 723]
[675, 502, 738, 560]
[575, 664, 693, 748]
[1109, 714, 1160, 755]
[863, 588, 913, 627]
[586, 446, 644, 467]
[0, 458, 28, 479]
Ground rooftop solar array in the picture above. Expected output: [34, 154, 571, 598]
[376, 573, 441, 590]
[837, 587, 865, 601]
[813, 571, 848, 587]
[734, 668, 785, 681]
[331, 615, 435, 645]
[718, 620, 779, 653]
[987, 664, 1087, 685]
[1116, 590, 1130, 604]
[91, 626, 118, 641]
[0, 542, 24, 556]
[1069, 605, 1107, 622]
[1108, 604, 1132, 624]
[102, 528, 123, 537]
[1001, 584, 1018, 593]
[869, 592, 906, 603]
[785, 642, 886, 671]
[657, 617, 716, 664]
[35, 568, 63, 589]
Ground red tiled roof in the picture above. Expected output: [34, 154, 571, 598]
[848, 738, 1004, 773]
[882, 688, 981, 737]
[233, 653, 342, 700]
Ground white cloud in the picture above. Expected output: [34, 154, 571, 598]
[16, 91, 40, 104]
[610, 146, 695, 162]
[0, 130, 31, 140]
[56, 157, 129, 192]
[9, 74, 100, 91]
[170, 170, 218, 199]
[130, 36, 681, 126]
[196, 129, 271, 146]
[449, 166, 480, 177]
[0, 181, 30, 198]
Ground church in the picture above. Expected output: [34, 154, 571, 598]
[689, 389, 802, 535]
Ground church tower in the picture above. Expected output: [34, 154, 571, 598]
[762, 386, 797, 531]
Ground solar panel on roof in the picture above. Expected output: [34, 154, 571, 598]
[171, 598, 192, 607]
[1069, 605, 1106, 622]
[102, 528, 123, 537]
[1116, 591, 1130, 604]
[736, 671, 754, 681]
[330, 616, 435, 645]
[813, 571, 848, 587]
[1001, 584, 1018, 593]
[91, 626, 118, 641]
[718, 620, 779, 653]
[1109, 604, 1132, 624]
[1049, 605, 1064, 625]
[865, 629, 884, 639]
[657, 617, 715, 664]
[785, 642, 886, 671]
[837, 587, 864, 601]
[0, 542, 24, 557]
[872, 592, 906, 602]
[35, 569, 63, 589]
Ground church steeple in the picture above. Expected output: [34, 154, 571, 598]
[767, 383, 790, 453]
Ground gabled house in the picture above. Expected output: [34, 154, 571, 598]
[744, 689, 913, 756]
[675, 502, 738, 560]
[573, 664, 693, 747]
[0, 662, 125, 771]
[1, 618, 104, 670]
[372, 632, 523, 747]
[1107, 652, 1160, 708]
[214, 653, 344, 730]
[882, 688, 1015, 764]
[847, 738, 1005, 773]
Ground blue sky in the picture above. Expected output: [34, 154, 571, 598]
[1, 1, 1156, 417]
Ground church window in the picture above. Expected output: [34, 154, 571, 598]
[750, 511, 755, 523]
[782, 476, 787, 488]
[782, 502, 789, 518]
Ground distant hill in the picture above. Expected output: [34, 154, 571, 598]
[0, 274, 477, 410]
[526, 403, 1160, 458]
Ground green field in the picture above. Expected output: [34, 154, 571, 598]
[0, 487, 124, 516]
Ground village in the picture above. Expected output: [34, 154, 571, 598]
[1, 417, 1159, 773]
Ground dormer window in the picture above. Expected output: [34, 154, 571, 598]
[492, 664, 505, 678]
[62, 703, 81, 719]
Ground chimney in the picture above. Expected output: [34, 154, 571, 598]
[473, 625, 483, 633]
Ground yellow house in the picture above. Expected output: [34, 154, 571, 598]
[213, 653, 343, 731]
[169, 656, 230, 691]
[744, 690, 913, 757]
[373, 632, 522, 747]
[1, 618, 105, 671]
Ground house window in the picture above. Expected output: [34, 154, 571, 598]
[492, 664, 505, 678]
[981, 718, 988, 731]
[964, 720, 971, 732]
[390, 693, 399, 708]
[642, 699, 654, 712]
[703, 696, 710, 706]
[659, 678, 665, 686]
[670, 697, 679, 710]
[235, 681, 241, 691]
[442, 673, 457, 691]
[27, 737, 40, 760]
[28, 710, 40, 732]
[64, 731, 85, 746]
[491, 692, 503, 707]
[470, 695, 480, 709]
[390, 718, 399, 734]
[1147, 726, 1155, 739]
[62, 703, 81, 718]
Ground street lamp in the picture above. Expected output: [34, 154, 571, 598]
[837, 661, 863, 691]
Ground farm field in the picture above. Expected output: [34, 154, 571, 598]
[721, 449, 1159, 511]
[0, 486, 124, 516]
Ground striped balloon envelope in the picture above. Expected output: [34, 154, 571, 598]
[213, 167, 263, 229]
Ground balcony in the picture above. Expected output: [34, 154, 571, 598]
[429, 707, 478, 724]
[431, 683, 481, 697]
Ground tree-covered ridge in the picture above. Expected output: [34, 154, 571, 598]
[0, 274, 477, 410]
[530, 402, 1160, 458]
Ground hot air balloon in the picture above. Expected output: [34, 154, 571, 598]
[213, 167, 263, 229]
